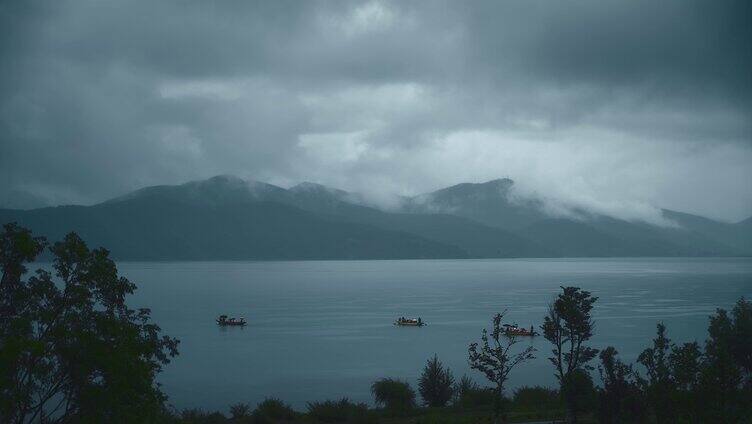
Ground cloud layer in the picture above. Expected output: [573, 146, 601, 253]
[1, 0, 750, 222]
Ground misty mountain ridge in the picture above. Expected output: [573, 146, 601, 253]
[1, 175, 749, 260]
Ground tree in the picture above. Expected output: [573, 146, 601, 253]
[468, 312, 536, 423]
[598, 346, 646, 424]
[418, 354, 455, 407]
[668, 342, 703, 422]
[730, 297, 752, 387]
[370, 378, 415, 415]
[637, 323, 674, 423]
[699, 303, 748, 422]
[229, 402, 251, 422]
[541, 286, 598, 424]
[0, 223, 179, 423]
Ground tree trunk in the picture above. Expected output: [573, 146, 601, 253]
[493, 386, 505, 424]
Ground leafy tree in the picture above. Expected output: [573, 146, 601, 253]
[668, 342, 703, 422]
[468, 312, 536, 422]
[729, 297, 752, 386]
[637, 323, 674, 423]
[418, 354, 455, 407]
[370, 378, 416, 415]
[669, 342, 702, 391]
[598, 346, 646, 424]
[0, 223, 179, 423]
[541, 286, 598, 424]
[228, 403, 251, 422]
[698, 303, 749, 422]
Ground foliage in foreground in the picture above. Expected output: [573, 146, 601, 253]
[468, 311, 536, 421]
[0, 223, 179, 423]
[632, 298, 752, 423]
[2, 224, 750, 423]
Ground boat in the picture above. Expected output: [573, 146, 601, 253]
[395, 317, 425, 326]
[217, 315, 247, 326]
[503, 323, 537, 336]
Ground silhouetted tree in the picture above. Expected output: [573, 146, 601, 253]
[637, 323, 674, 423]
[598, 346, 646, 423]
[698, 301, 750, 422]
[418, 354, 455, 407]
[0, 223, 179, 423]
[669, 341, 703, 423]
[567, 370, 598, 419]
[228, 403, 251, 422]
[729, 297, 752, 386]
[469, 312, 536, 423]
[454, 374, 478, 402]
[541, 286, 598, 424]
[371, 378, 415, 415]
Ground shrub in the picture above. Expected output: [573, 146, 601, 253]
[454, 375, 497, 409]
[371, 378, 416, 414]
[251, 398, 296, 423]
[306, 398, 373, 423]
[562, 369, 598, 417]
[418, 355, 455, 407]
[512, 386, 561, 412]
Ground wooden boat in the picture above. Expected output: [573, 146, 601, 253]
[503, 323, 537, 336]
[217, 315, 247, 326]
[395, 317, 425, 327]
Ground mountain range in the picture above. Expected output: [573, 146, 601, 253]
[1, 175, 749, 260]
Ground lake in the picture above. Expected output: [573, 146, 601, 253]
[119, 258, 752, 412]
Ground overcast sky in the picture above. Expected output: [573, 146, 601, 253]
[1, 0, 750, 222]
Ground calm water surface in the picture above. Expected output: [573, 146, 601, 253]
[120, 258, 752, 412]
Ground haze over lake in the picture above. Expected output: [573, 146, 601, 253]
[116, 257, 752, 412]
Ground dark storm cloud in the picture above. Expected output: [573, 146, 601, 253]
[1, 0, 750, 221]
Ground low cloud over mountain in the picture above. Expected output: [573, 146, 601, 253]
[2, 176, 749, 260]
[1, 1, 750, 223]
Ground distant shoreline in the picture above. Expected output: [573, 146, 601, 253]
[25, 255, 752, 263]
